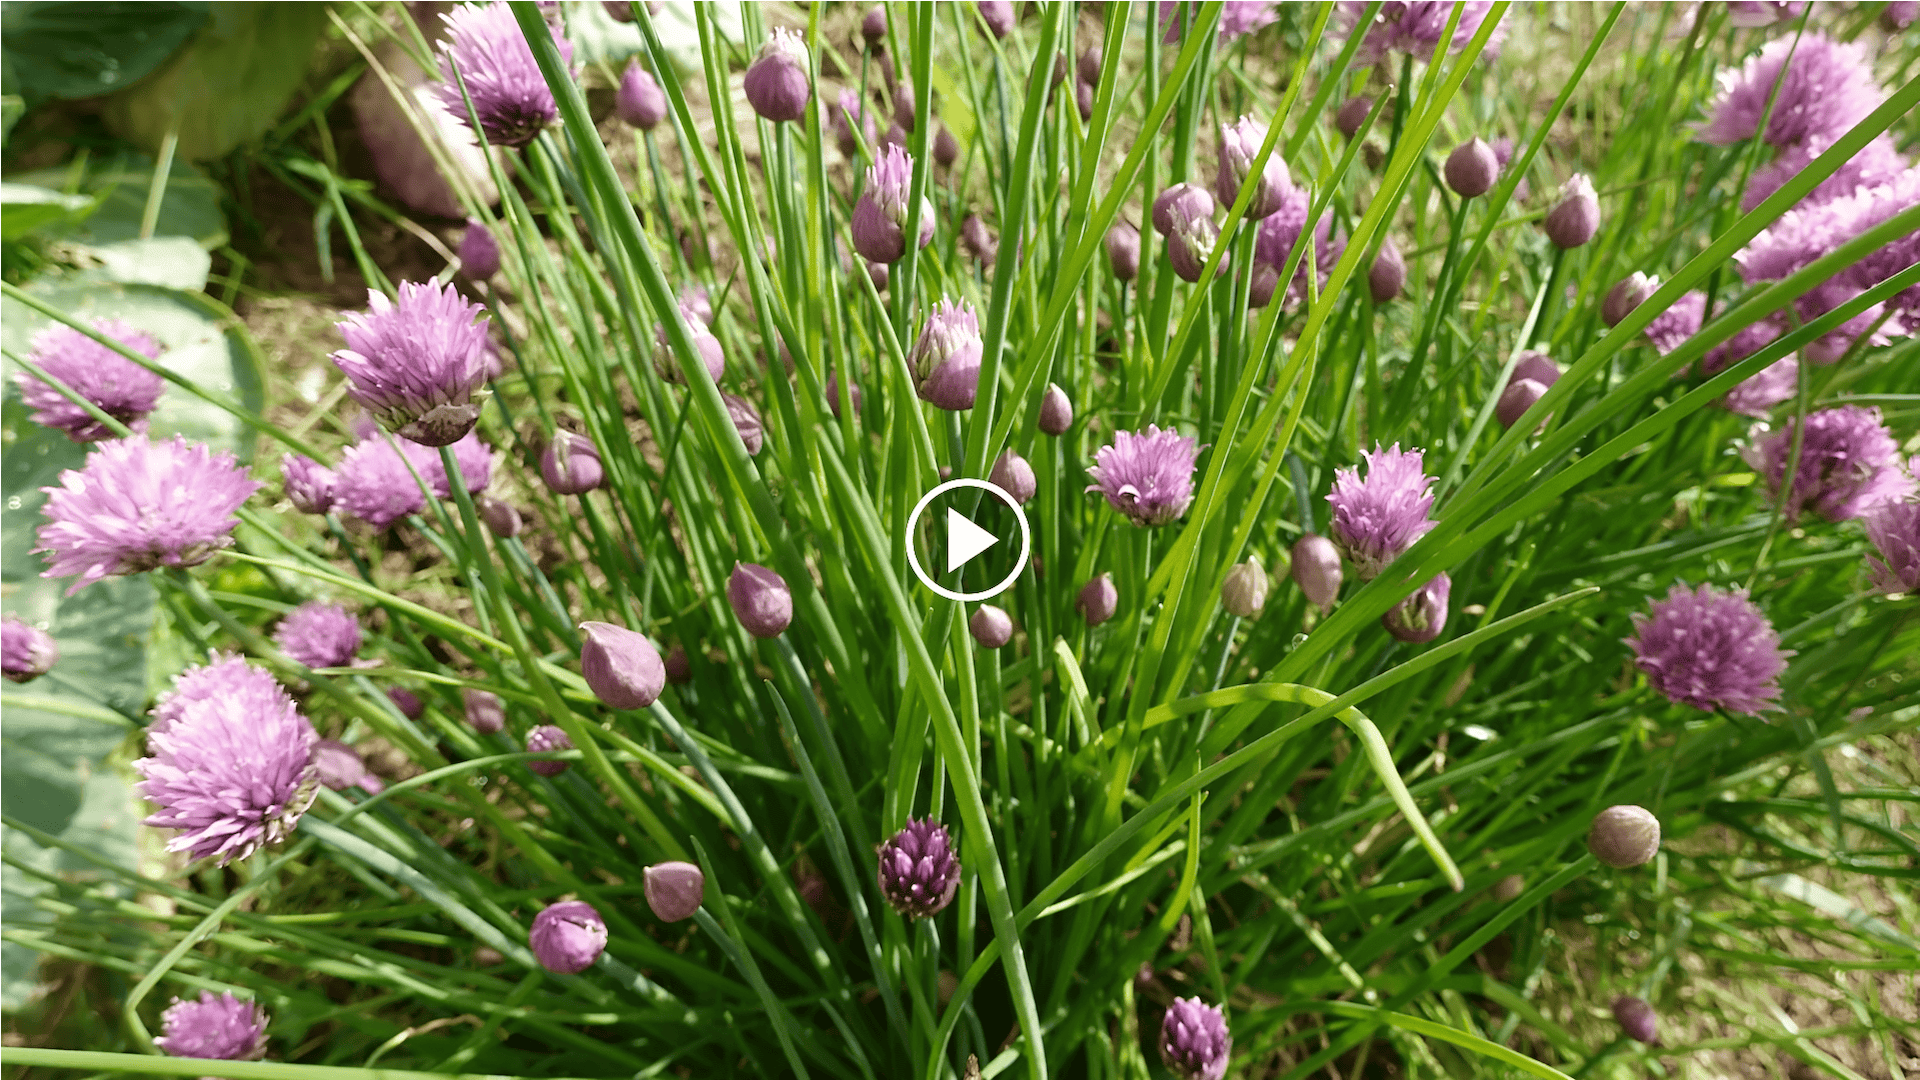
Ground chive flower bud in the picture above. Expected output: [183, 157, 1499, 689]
[744, 27, 811, 122]
[1077, 573, 1118, 626]
[910, 299, 984, 411]
[664, 643, 693, 683]
[990, 449, 1037, 505]
[653, 300, 726, 384]
[580, 621, 666, 710]
[1587, 804, 1660, 868]
[463, 688, 505, 734]
[388, 686, 424, 720]
[1290, 534, 1342, 613]
[459, 219, 500, 279]
[1159, 997, 1232, 1080]
[1612, 996, 1658, 1045]
[540, 431, 603, 495]
[1106, 221, 1141, 281]
[617, 62, 668, 129]
[1214, 115, 1290, 219]
[525, 724, 573, 777]
[934, 124, 960, 166]
[1038, 382, 1073, 436]
[969, 605, 1014, 648]
[1368, 237, 1405, 302]
[826, 371, 863, 419]
[724, 393, 764, 455]
[1496, 351, 1561, 431]
[980, 0, 1014, 37]
[1444, 138, 1499, 198]
[1382, 572, 1450, 643]
[1078, 45, 1102, 85]
[1221, 560, 1268, 619]
[1544, 174, 1600, 248]
[877, 818, 962, 917]
[1, 617, 58, 684]
[1335, 96, 1372, 138]
[529, 900, 606, 973]
[852, 145, 935, 264]
[1151, 182, 1214, 237]
[478, 495, 522, 538]
[861, 6, 887, 45]
[645, 860, 705, 921]
[281, 454, 336, 516]
[1602, 273, 1658, 328]
[729, 562, 793, 638]
[961, 214, 997, 263]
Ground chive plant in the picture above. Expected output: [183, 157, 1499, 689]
[3, 3, 1918, 1079]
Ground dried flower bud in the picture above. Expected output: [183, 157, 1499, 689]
[477, 495, 522, 538]
[1105, 221, 1141, 281]
[1335, 96, 1373, 138]
[529, 900, 606, 973]
[1368, 237, 1406, 302]
[1602, 273, 1658, 327]
[523, 725, 572, 776]
[1037, 382, 1073, 436]
[745, 28, 811, 123]
[580, 621, 666, 710]
[1588, 804, 1660, 868]
[1612, 997, 1658, 1045]
[644, 860, 705, 921]
[729, 562, 793, 638]
[463, 688, 506, 734]
[989, 450, 1037, 504]
[1291, 534, 1342, 613]
[1077, 573, 1119, 626]
[1544, 174, 1599, 248]
[1221, 560, 1269, 619]
[617, 63, 668, 130]
[1383, 572, 1449, 643]
[541, 431, 603, 495]
[877, 818, 962, 917]
[458, 219, 500, 280]
[1444, 138, 1499, 198]
[969, 604, 1014, 648]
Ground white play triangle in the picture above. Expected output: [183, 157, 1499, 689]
[945, 508, 999, 573]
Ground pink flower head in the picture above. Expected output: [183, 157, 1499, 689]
[1337, 1, 1507, 67]
[1087, 424, 1202, 527]
[35, 436, 258, 595]
[1718, 356, 1799, 418]
[1864, 469, 1920, 593]
[1641, 291, 1707, 355]
[151, 653, 263, 737]
[155, 991, 269, 1061]
[1253, 186, 1338, 306]
[333, 431, 491, 529]
[331, 281, 493, 447]
[877, 817, 961, 917]
[1740, 133, 1909, 213]
[851, 144, 933, 264]
[15, 319, 164, 442]
[135, 657, 319, 864]
[1627, 583, 1790, 716]
[1160, 996, 1232, 1080]
[1214, 115, 1290, 219]
[1159, 1, 1279, 43]
[1741, 405, 1915, 523]
[1697, 34, 1881, 150]
[1725, 1, 1810, 26]
[274, 601, 362, 669]
[435, 1, 574, 149]
[1326, 443, 1437, 581]
[281, 453, 336, 515]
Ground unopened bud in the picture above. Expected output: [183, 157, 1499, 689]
[1105, 221, 1141, 281]
[1383, 573, 1449, 643]
[1612, 997, 1658, 1045]
[541, 431, 603, 495]
[1602, 273, 1658, 327]
[1291, 534, 1342, 612]
[644, 860, 706, 922]
[525, 725, 573, 777]
[1221, 560, 1269, 619]
[1038, 382, 1073, 436]
[990, 449, 1037, 504]
[1078, 45, 1102, 85]
[1444, 138, 1499, 198]
[580, 621, 666, 710]
[1334, 96, 1372, 139]
[463, 689, 505, 734]
[728, 562, 793, 638]
[1544, 174, 1599, 249]
[969, 604, 1014, 648]
[1077, 573, 1118, 626]
[478, 496, 522, 538]
[1588, 804, 1660, 868]
[1368, 237, 1405, 302]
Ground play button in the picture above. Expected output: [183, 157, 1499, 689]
[945, 509, 999, 572]
[905, 478, 1032, 602]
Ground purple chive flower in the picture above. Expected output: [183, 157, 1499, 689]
[150, 653, 257, 735]
[877, 818, 961, 917]
[36, 436, 259, 595]
[979, 0, 1014, 37]
[1864, 479, 1920, 593]
[1641, 291, 1706, 355]
[2, 616, 58, 684]
[1159, 190, 1227, 283]
[851, 144, 935, 264]
[1291, 534, 1343, 613]
[1077, 573, 1119, 626]
[1544, 174, 1599, 248]
[1603, 273, 1659, 327]
[832, 89, 879, 158]
[745, 27, 811, 122]
[1725, 0, 1809, 26]
[728, 562, 793, 638]
[1326, 444, 1437, 581]
[1159, 997, 1232, 1080]
[1627, 583, 1791, 716]
[1087, 425, 1202, 527]
[281, 454, 336, 515]
[15, 319, 164, 442]
[617, 62, 668, 129]
[1214, 115, 1290, 219]
[645, 861, 705, 922]
[529, 900, 607, 973]
[540, 431, 603, 495]
[910, 299, 984, 411]
[525, 724, 573, 776]
[1159, 1, 1279, 43]
[274, 602, 362, 669]
[969, 604, 1014, 648]
[331, 281, 492, 447]
[388, 686, 425, 720]
[459, 219, 500, 279]
[313, 739, 383, 794]
[135, 657, 319, 864]
[1884, 0, 1919, 29]
[1254, 186, 1338, 306]
[434, 1, 573, 149]
[1612, 996, 1659, 1045]
[1038, 383, 1074, 436]
[464, 688, 507, 734]
[579, 621, 666, 710]
[154, 991, 269, 1061]
[990, 450, 1037, 505]
[1337, 1, 1506, 67]
[333, 437, 432, 528]
[1741, 133, 1909, 213]
[1382, 572, 1450, 643]
[1718, 356, 1799, 419]
[1152, 182, 1215, 237]
[1738, 169, 1920, 329]
[1697, 34, 1880, 150]
[1743, 406, 1914, 523]
[654, 299, 727, 384]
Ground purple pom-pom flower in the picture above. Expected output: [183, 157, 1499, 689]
[1326, 444, 1437, 581]
[434, 1, 574, 149]
[135, 657, 319, 864]
[1864, 475, 1920, 594]
[1337, 1, 1506, 67]
[1087, 425, 1202, 527]
[15, 319, 165, 442]
[281, 454, 336, 515]
[1159, 1, 1279, 43]
[1741, 406, 1914, 523]
[529, 899, 607, 973]
[1697, 34, 1880, 150]
[155, 990, 269, 1061]
[1159, 996, 1232, 1080]
[1627, 583, 1791, 716]
[331, 281, 493, 447]
[274, 602, 362, 670]
[2, 616, 58, 684]
[36, 436, 258, 595]
[877, 817, 961, 917]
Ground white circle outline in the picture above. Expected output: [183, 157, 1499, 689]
[903, 478, 1032, 603]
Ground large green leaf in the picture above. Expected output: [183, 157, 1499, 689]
[9, 154, 227, 249]
[0, 182, 93, 241]
[0, 2, 208, 103]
